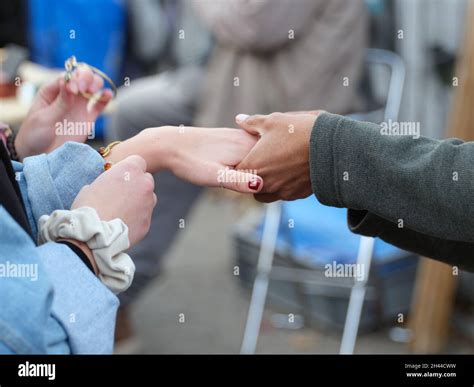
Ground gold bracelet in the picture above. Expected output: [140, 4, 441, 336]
[98, 141, 121, 171]
[64, 56, 118, 102]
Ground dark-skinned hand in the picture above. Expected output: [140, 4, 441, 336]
[235, 111, 322, 203]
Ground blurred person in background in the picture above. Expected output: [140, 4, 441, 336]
[106, 0, 212, 350]
[192, 0, 368, 128]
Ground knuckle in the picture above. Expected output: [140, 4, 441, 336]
[128, 155, 145, 166]
[143, 177, 154, 193]
[145, 172, 154, 183]
[246, 114, 265, 127]
[246, 115, 258, 126]
[266, 112, 282, 128]
[119, 157, 134, 169]
[123, 160, 143, 175]
[118, 165, 136, 180]
[127, 155, 142, 165]
[138, 181, 151, 196]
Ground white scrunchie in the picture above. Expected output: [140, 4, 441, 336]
[38, 207, 135, 294]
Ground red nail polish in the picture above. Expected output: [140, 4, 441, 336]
[248, 178, 261, 191]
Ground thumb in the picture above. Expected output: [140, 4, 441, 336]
[235, 113, 265, 136]
[218, 169, 264, 193]
[87, 89, 113, 116]
[52, 77, 80, 112]
[35, 77, 62, 106]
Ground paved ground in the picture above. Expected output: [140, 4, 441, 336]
[130, 191, 474, 354]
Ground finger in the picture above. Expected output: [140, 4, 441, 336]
[37, 77, 62, 104]
[254, 193, 280, 203]
[234, 155, 252, 172]
[89, 74, 104, 94]
[153, 193, 158, 207]
[235, 113, 267, 136]
[121, 155, 147, 173]
[219, 170, 264, 193]
[144, 172, 155, 191]
[90, 89, 113, 115]
[54, 78, 78, 111]
[285, 110, 323, 116]
[61, 72, 79, 95]
[75, 65, 94, 94]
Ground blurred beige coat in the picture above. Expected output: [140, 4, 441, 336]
[192, 0, 368, 127]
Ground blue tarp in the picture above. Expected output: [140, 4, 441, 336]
[256, 196, 404, 268]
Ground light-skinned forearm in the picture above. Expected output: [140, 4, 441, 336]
[103, 127, 178, 173]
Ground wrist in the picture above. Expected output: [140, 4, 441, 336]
[139, 126, 179, 172]
[103, 127, 178, 173]
[58, 238, 99, 275]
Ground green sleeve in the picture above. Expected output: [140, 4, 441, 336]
[309, 112, 474, 271]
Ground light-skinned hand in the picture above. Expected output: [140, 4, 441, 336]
[104, 126, 265, 194]
[15, 66, 113, 160]
[72, 155, 157, 247]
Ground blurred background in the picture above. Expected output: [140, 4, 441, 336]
[1, 0, 473, 354]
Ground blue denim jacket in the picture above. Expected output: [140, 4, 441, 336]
[0, 142, 119, 354]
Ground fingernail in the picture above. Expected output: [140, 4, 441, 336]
[236, 114, 249, 123]
[79, 80, 87, 93]
[248, 177, 262, 191]
[69, 82, 78, 94]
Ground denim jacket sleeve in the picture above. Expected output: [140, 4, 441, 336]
[0, 143, 119, 354]
[37, 242, 119, 353]
[12, 142, 105, 237]
[0, 207, 118, 354]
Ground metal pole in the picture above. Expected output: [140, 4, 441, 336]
[339, 236, 375, 354]
[240, 202, 282, 354]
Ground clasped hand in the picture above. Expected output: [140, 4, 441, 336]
[17, 71, 320, 202]
[16, 73, 321, 255]
[234, 111, 321, 202]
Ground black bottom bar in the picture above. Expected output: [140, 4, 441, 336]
[0, 354, 472, 386]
